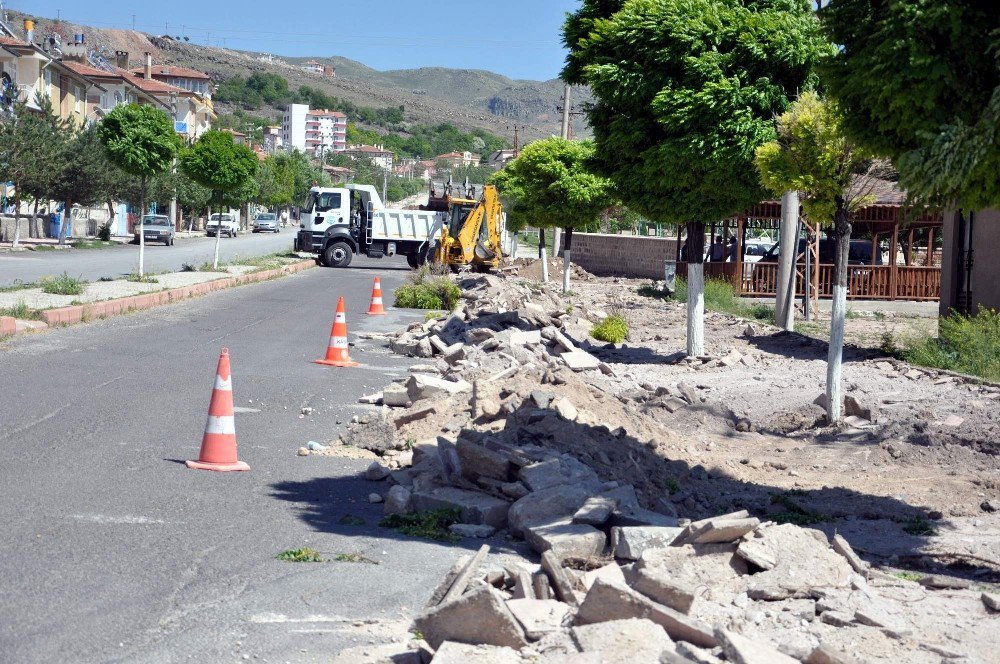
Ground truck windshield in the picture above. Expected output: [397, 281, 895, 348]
[307, 192, 341, 213]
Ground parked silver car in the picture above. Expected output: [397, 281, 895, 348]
[253, 212, 280, 233]
[133, 214, 175, 245]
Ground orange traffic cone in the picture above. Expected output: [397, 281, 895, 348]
[186, 348, 250, 472]
[315, 296, 360, 367]
[367, 277, 387, 316]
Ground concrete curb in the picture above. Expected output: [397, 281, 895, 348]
[0, 315, 15, 337]
[4, 259, 315, 336]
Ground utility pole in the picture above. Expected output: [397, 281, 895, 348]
[560, 83, 571, 140]
[132, 14, 136, 31]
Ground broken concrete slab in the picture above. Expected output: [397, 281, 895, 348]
[742, 524, 852, 600]
[449, 523, 495, 538]
[519, 456, 603, 493]
[406, 373, 473, 402]
[510, 329, 543, 346]
[831, 533, 868, 576]
[413, 584, 527, 651]
[524, 520, 607, 562]
[580, 563, 626, 592]
[804, 643, 866, 664]
[683, 517, 760, 545]
[575, 579, 715, 648]
[715, 628, 799, 664]
[508, 485, 597, 535]
[571, 618, 673, 664]
[382, 383, 412, 408]
[632, 544, 749, 609]
[611, 526, 684, 560]
[553, 397, 579, 421]
[541, 550, 580, 607]
[411, 486, 510, 530]
[561, 350, 601, 371]
[457, 438, 513, 482]
[394, 405, 438, 428]
[431, 641, 523, 663]
[506, 598, 574, 640]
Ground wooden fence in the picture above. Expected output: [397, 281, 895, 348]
[740, 262, 940, 300]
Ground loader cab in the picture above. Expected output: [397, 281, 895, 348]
[447, 199, 476, 237]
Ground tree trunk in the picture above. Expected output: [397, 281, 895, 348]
[138, 177, 146, 277]
[107, 200, 117, 235]
[538, 228, 549, 283]
[826, 201, 852, 424]
[776, 191, 799, 330]
[561, 227, 574, 295]
[511, 231, 519, 260]
[11, 189, 21, 249]
[212, 197, 222, 270]
[30, 198, 39, 239]
[58, 199, 71, 246]
[685, 221, 706, 357]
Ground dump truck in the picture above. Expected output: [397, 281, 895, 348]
[294, 184, 442, 268]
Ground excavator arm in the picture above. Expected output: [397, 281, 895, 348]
[437, 185, 504, 270]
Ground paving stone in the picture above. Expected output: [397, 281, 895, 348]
[684, 517, 760, 544]
[508, 485, 596, 536]
[580, 563, 626, 591]
[575, 579, 715, 648]
[573, 495, 618, 526]
[431, 641, 523, 663]
[715, 628, 799, 664]
[819, 610, 855, 627]
[631, 544, 748, 611]
[983, 592, 1000, 612]
[612, 526, 684, 560]
[411, 487, 510, 529]
[506, 598, 574, 640]
[413, 584, 528, 650]
[525, 520, 606, 562]
[382, 383, 412, 407]
[571, 618, 674, 664]
[854, 602, 912, 636]
[511, 330, 543, 346]
[736, 538, 777, 570]
[553, 397, 579, 421]
[918, 574, 971, 590]
[742, 524, 852, 600]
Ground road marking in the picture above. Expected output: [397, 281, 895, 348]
[68, 513, 167, 525]
[233, 406, 261, 413]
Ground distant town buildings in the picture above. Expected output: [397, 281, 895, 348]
[282, 104, 347, 156]
[344, 144, 394, 170]
[487, 149, 517, 170]
[299, 60, 334, 76]
[436, 151, 481, 169]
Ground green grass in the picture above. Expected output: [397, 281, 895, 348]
[395, 266, 462, 310]
[124, 273, 158, 283]
[899, 307, 1000, 382]
[893, 571, 924, 582]
[0, 280, 37, 293]
[769, 492, 826, 526]
[331, 552, 378, 564]
[275, 547, 324, 563]
[899, 516, 937, 537]
[591, 315, 629, 343]
[33, 245, 56, 252]
[40, 273, 86, 295]
[640, 277, 774, 323]
[337, 514, 365, 526]
[71, 240, 116, 250]
[379, 508, 462, 542]
[0, 301, 41, 320]
[424, 310, 446, 321]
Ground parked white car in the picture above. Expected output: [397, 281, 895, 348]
[207, 213, 239, 238]
[743, 241, 775, 263]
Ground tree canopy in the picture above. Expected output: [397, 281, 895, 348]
[562, 0, 832, 222]
[755, 92, 875, 225]
[491, 137, 616, 232]
[98, 104, 180, 180]
[179, 130, 259, 197]
[820, 0, 1000, 209]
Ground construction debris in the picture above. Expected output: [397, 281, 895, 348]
[327, 269, 997, 663]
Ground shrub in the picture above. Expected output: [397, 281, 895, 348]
[97, 222, 112, 242]
[125, 273, 158, 283]
[394, 273, 462, 310]
[379, 508, 461, 542]
[903, 307, 1000, 382]
[40, 272, 85, 295]
[591, 315, 629, 343]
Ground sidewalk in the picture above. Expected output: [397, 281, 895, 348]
[740, 295, 939, 318]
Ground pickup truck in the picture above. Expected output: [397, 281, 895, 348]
[294, 184, 442, 268]
[206, 213, 240, 238]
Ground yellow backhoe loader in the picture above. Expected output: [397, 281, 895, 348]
[421, 178, 505, 271]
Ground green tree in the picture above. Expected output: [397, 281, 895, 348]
[98, 104, 181, 275]
[255, 153, 296, 210]
[492, 138, 616, 293]
[755, 92, 879, 422]
[820, 0, 1000, 209]
[179, 130, 259, 268]
[52, 122, 120, 244]
[563, 0, 831, 356]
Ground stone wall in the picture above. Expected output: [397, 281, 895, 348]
[563, 232, 679, 280]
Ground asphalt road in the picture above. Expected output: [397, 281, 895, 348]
[0, 258, 487, 663]
[0, 231, 293, 287]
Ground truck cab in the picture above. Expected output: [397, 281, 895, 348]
[295, 184, 442, 268]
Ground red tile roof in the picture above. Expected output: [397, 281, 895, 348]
[0, 36, 28, 47]
[131, 65, 210, 80]
[60, 60, 120, 80]
[119, 68, 186, 95]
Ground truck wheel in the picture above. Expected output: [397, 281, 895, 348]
[406, 254, 420, 269]
[324, 242, 353, 268]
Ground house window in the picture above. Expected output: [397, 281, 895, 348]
[43, 69, 52, 97]
[75, 84, 83, 113]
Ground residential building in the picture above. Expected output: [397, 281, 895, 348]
[262, 125, 283, 153]
[436, 151, 481, 169]
[323, 165, 355, 184]
[299, 60, 324, 74]
[281, 104, 347, 155]
[487, 149, 517, 170]
[939, 208, 1000, 316]
[127, 52, 214, 141]
[130, 64, 211, 98]
[60, 58, 171, 121]
[344, 144, 394, 171]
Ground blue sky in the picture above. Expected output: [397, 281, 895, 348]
[13, 0, 580, 80]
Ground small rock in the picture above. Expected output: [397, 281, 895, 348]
[982, 592, 1000, 612]
[366, 461, 390, 481]
[368, 493, 384, 504]
[918, 574, 970, 590]
[384, 485, 412, 515]
[296, 447, 309, 456]
[449, 523, 495, 538]
[982, 499, 1000, 513]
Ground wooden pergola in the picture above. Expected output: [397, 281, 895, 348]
[675, 199, 944, 301]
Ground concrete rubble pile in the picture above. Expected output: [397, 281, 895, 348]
[340, 273, 993, 664]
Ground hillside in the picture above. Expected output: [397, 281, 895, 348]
[9, 11, 590, 141]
